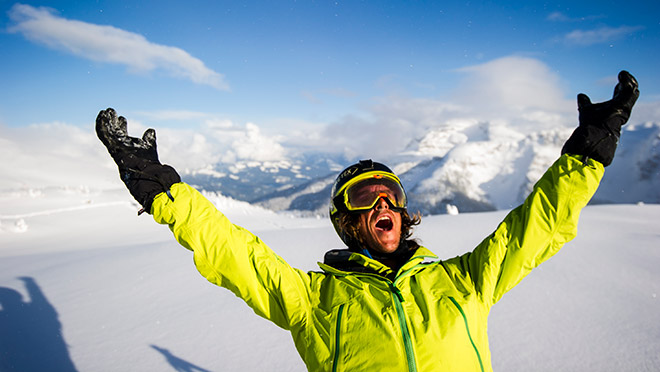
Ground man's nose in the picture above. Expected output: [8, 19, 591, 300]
[374, 195, 390, 210]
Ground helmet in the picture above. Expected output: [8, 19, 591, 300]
[329, 159, 407, 247]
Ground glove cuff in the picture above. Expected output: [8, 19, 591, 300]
[561, 125, 620, 167]
[121, 163, 181, 214]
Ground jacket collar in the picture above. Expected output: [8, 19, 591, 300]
[319, 246, 437, 278]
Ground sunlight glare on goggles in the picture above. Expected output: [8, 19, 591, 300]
[344, 175, 406, 211]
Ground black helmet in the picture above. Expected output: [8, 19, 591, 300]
[329, 159, 407, 247]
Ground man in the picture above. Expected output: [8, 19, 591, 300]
[96, 71, 638, 371]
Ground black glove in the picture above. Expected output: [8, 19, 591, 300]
[562, 70, 640, 166]
[96, 108, 181, 214]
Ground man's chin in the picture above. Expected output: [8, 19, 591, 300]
[371, 237, 399, 254]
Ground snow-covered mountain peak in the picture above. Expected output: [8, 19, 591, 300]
[177, 120, 659, 216]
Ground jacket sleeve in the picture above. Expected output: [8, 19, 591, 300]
[150, 183, 312, 330]
[451, 154, 604, 307]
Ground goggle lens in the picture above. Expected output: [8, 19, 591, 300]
[344, 177, 406, 211]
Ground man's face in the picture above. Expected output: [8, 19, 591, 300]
[357, 197, 402, 255]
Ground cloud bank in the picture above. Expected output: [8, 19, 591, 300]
[317, 56, 576, 160]
[7, 3, 229, 90]
[0, 122, 124, 190]
[3, 56, 658, 191]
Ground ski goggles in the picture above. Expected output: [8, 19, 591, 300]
[334, 171, 407, 213]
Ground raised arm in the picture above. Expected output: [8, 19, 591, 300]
[150, 183, 313, 330]
[95, 109, 312, 330]
[448, 71, 639, 306]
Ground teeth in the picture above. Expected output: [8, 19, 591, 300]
[375, 215, 393, 231]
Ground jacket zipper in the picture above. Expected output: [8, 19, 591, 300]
[386, 261, 437, 372]
[390, 283, 418, 372]
[332, 304, 345, 372]
[324, 260, 433, 372]
[448, 297, 485, 372]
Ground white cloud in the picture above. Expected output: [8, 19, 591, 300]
[155, 119, 287, 170]
[0, 122, 123, 190]
[316, 56, 578, 161]
[562, 25, 644, 45]
[94, 68, 660, 170]
[156, 128, 223, 171]
[4, 55, 658, 190]
[7, 4, 229, 90]
[453, 56, 572, 118]
[546, 11, 605, 22]
[232, 123, 287, 162]
[547, 11, 571, 22]
[1, 114, 290, 190]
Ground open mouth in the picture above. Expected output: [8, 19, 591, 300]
[375, 215, 393, 231]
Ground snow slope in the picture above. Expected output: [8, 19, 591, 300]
[1, 186, 659, 371]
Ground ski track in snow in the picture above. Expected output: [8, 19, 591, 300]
[0, 201, 132, 220]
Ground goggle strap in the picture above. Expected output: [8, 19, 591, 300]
[332, 194, 349, 213]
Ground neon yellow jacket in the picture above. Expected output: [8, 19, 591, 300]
[151, 154, 604, 372]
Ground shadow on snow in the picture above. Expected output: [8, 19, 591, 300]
[0, 276, 78, 372]
[151, 345, 213, 372]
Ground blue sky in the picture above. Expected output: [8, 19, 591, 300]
[1, 1, 659, 168]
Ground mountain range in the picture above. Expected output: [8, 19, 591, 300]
[183, 120, 660, 216]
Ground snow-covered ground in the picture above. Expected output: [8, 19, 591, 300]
[1, 185, 659, 371]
